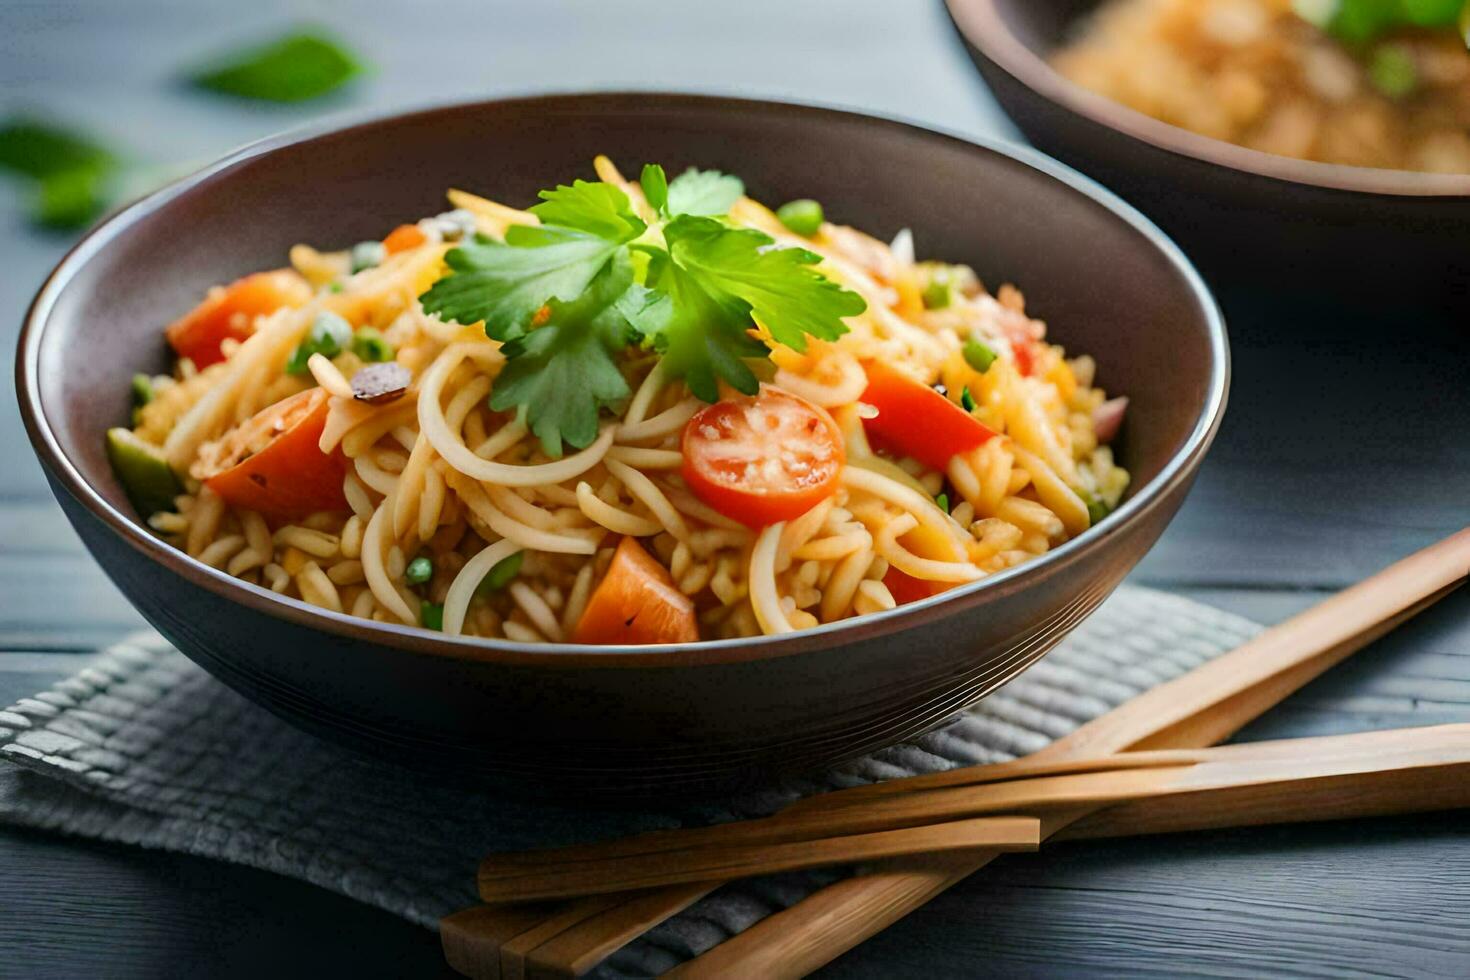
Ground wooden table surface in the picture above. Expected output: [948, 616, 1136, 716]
[3, 2, 1468, 976]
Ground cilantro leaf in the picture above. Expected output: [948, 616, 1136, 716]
[528, 180, 646, 242]
[190, 30, 365, 103]
[420, 226, 623, 340]
[490, 252, 636, 456]
[663, 215, 866, 352]
[665, 167, 744, 217]
[640, 164, 669, 215]
[620, 256, 764, 402]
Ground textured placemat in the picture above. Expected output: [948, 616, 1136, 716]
[0, 585, 1258, 977]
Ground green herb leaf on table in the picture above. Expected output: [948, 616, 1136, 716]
[0, 118, 114, 179]
[488, 253, 637, 456]
[32, 165, 112, 229]
[190, 30, 364, 103]
[0, 117, 120, 230]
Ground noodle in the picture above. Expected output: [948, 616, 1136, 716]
[116, 163, 1129, 644]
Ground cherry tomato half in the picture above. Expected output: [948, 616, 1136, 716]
[681, 386, 845, 528]
[192, 388, 348, 519]
[860, 360, 999, 472]
[165, 269, 311, 369]
[571, 536, 699, 645]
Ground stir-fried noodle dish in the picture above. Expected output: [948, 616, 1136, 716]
[108, 158, 1129, 645]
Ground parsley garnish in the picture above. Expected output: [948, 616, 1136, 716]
[1295, 0, 1470, 45]
[189, 30, 365, 103]
[420, 164, 867, 456]
[489, 253, 638, 456]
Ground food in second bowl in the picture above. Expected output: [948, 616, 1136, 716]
[1053, 0, 1470, 172]
[110, 158, 1128, 643]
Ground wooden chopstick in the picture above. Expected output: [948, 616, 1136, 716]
[477, 724, 1470, 903]
[479, 816, 1041, 905]
[662, 528, 1470, 979]
[440, 528, 1470, 979]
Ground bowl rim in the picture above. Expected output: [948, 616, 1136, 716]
[16, 90, 1229, 669]
[945, 0, 1470, 198]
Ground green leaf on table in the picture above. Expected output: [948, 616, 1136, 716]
[190, 30, 365, 103]
[0, 118, 114, 179]
[32, 165, 112, 229]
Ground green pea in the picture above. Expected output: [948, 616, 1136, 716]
[351, 326, 394, 363]
[350, 239, 387, 273]
[475, 551, 523, 595]
[405, 556, 433, 585]
[962, 339, 998, 374]
[1369, 44, 1417, 97]
[286, 311, 353, 374]
[776, 199, 824, 237]
[420, 600, 444, 631]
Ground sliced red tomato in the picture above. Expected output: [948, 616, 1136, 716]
[192, 388, 348, 519]
[1011, 339, 1037, 377]
[860, 360, 999, 471]
[571, 537, 699, 645]
[883, 566, 938, 606]
[382, 223, 428, 255]
[165, 269, 311, 369]
[682, 386, 845, 528]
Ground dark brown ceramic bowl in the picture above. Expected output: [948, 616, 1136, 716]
[18, 93, 1226, 795]
[947, 0, 1470, 306]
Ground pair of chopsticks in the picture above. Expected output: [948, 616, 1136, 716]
[441, 528, 1470, 980]
[477, 723, 1470, 905]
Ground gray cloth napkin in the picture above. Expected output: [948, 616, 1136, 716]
[0, 585, 1258, 977]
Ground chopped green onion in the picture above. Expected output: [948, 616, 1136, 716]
[405, 556, 433, 585]
[285, 311, 353, 374]
[935, 492, 949, 514]
[1085, 492, 1112, 527]
[130, 373, 155, 406]
[960, 386, 976, 412]
[326, 281, 344, 294]
[352, 326, 394, 362]
[476, 550, 523, 595]
[350, 239, 387, 273]
[420, 600, 444, 631]
[1369, 43, 1418, 97]
[922, 276, 953, 310]
[776, 198, 824, 237]
[962, 339, 998, 374]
